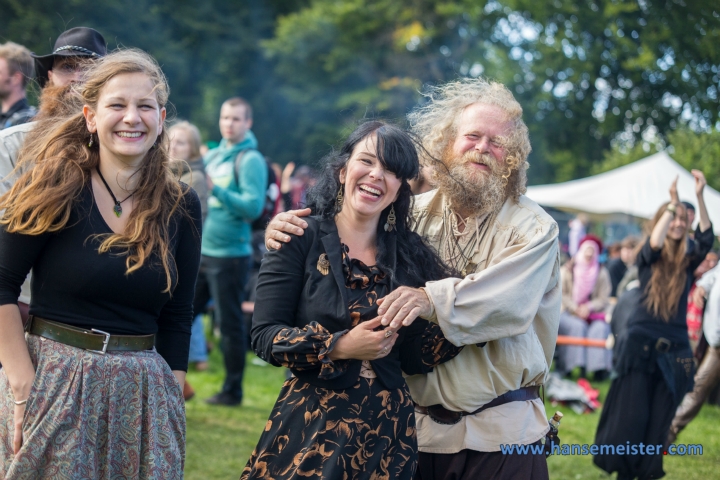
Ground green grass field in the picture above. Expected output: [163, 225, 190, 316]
[184, 342, 720, 479]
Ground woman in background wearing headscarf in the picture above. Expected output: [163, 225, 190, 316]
[557, 234, 612, 380]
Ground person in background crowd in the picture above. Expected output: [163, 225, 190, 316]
[686, 251, 719, 352]
[170, 121, 208, 221]
[568, 213, 589, 257]
[594, 173, 713, 480]
[682, 201, 696, 239]
[607, 236, 639, 297]
[0, 48, 201, 478]
[668, 260, 720, 444]
[266, 78, 561, 480]
[0, 42, 36, 130]
[202, 97, 267, 406]
[280, 161, 314, 211]
[607, 242, 621, 260]
[169, 121, 210, 401]
[0, 27, 107, 323]
[557, 234, 612, 381]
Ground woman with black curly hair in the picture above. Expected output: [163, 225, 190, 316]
[242, 121, 462, 479]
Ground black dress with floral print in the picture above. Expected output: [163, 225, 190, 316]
[241, 245, 462, 480]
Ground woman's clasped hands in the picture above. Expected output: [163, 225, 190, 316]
[328, 317, 399, 361]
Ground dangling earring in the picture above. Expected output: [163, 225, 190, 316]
[384, 204, 397, 232]
[87, 133, 94, 148]
[152, 137, 159, 149]
[336, 185, 344, 210]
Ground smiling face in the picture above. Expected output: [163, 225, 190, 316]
[449, 102, 513, 180]
[339, 133, 401, 223]
[433, 102, 515, 218]
[83, 72, 166, 167]
[667, 205, 688, 241]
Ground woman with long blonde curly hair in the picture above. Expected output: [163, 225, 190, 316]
[0, 49, 202, 478]
[594, 173, 713, 480]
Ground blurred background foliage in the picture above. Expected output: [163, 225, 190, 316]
[2, 0, 718, 185]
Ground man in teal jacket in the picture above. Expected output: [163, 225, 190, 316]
[203, 97, 267, 406]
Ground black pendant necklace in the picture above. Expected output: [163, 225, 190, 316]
[95, 166, 134, 217]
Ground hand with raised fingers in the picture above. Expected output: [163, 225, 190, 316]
[281, 162, 295, 193]
[329, 317, 399, 361]
[264, 208, 312, 250]
[692, 169, 707, 197]
[669, 175, 679, 204]
[377, 286, 433, 330]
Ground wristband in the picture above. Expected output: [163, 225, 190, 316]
[14, 398, 28, 405]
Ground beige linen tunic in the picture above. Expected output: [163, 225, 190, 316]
[0, 122, 34, 305]
[406, 189, 561, 453]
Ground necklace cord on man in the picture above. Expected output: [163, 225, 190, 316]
[95, 166, 134, 217]
[441, 206, 488, 276]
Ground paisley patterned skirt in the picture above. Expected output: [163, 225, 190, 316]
[241, 376, 417, 480]
[0, 334, 185, 479]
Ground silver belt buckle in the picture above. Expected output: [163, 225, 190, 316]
[90, 328, 111, 354]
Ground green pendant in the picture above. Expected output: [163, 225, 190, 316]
[113, 203, 122, 217]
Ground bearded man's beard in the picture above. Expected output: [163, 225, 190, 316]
[33, 83, 79, 121]
[434, 149, 509, 217]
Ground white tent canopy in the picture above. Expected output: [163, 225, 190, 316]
[526, 151, 720, 227]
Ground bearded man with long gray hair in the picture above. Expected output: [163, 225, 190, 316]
[265, 78, 561, 479]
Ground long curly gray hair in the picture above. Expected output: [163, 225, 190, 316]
[408, 78, 531, 202]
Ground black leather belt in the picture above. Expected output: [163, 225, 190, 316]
[25, 316, 155, 354]
[415, 386, 541, 425]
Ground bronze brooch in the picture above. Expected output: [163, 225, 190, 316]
[317, 253, 330, 275]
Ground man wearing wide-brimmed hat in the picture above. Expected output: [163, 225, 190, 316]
[31, 27, 106, 89]
[0, 27, 106, 320]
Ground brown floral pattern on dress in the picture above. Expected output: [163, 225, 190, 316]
[241, 376, 416, 480]
[418, 322, 464, 370]
[342, 244, 389, 328]
[0, 334, 185, 480]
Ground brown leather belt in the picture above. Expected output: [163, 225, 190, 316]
[415, 386, 541, 425]
[25, 316, 155, 354]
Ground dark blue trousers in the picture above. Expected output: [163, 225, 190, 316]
[202, 255, 251, 400]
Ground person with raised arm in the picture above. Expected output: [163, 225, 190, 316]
[594, 172, 713, 480]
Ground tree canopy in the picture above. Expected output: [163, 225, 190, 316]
[2, 0, 718, 184]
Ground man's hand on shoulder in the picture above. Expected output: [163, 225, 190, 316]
[265, 208, 312, 250]
[377, 287, 433, 330]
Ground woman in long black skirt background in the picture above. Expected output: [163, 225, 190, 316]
[594, 171, 713, 480]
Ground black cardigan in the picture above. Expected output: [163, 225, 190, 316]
[251, 216, 440, 390]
